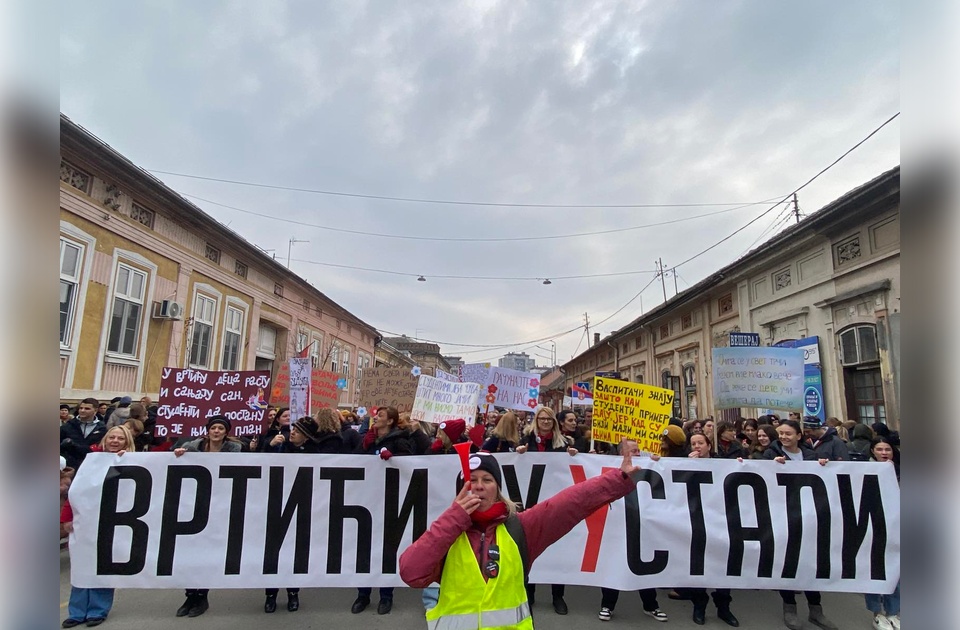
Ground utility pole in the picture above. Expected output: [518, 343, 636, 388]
[672, 267, 679, 295]
[657, 258, 667, 302]
[287, 237, 309, 268]
[792, 193, 802, 224]
[584, 312, 591, 346]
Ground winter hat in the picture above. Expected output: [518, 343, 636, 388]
[464, 452, 502, 490]
[662, 425, 686, 447]
[438, 419, 466, 443]
[206, 415, 232, 433]
[802, 416, 823, 429]
[60, 456, 66, 471]
[852, 424, 873, 440]
[293, 416, 321, 442]
[467, 424, 487, 448]
[118, 396, 132, 407]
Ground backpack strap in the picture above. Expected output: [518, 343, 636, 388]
[503, 513, 530, 582]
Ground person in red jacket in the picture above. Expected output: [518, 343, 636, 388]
[399, 447, 641, 629]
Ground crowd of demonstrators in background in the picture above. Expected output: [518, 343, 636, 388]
[803, 416, 850, 461]
[61, 426, 135, 628]
[399, 411, 433, 455]
[597, 438, 670, 624]
[60, 398, 107, 470]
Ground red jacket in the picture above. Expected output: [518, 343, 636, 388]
[399, 468, 636, 587]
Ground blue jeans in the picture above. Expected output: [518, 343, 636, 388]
[865, 581, 900, 616]
[67, 587, 114, 621]
[422, 586, 440, 610]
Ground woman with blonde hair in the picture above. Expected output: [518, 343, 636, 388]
[399, 411, 434, 454]
[482, 411, 521, 453]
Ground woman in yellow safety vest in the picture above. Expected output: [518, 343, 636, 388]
[399, 447, 642, 629]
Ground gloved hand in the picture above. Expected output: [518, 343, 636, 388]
[60, 438, 74, 449]
[378, 447, 393, 461]
[430, 439, 444, 453]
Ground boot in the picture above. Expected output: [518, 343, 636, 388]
[287, 592, 299, 612]
[264, 593, 277, 613]
[187, 593, 209, 618]
[692, 605, 706, 625]
[351, 596, 370, 614]
[717, 606, 740, 627]
[808, 604, 839, 630]
[783, 603, 802, 630]
[176, 593, 197, 617]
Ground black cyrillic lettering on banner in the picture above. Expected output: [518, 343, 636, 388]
[220, 466, 262, 575]
[838, 474, 886, 580]
[672, 470, 713, 575]
[158, 465, 212, 576]
[777, 473, 831, 579]
[625, 469, 668, 575]
[501, 464, 545, 510]
[320, 468, 372, 574]
[382, 468, 429, 573]
[97, 465, 152, 575]
[722, 472, 774, 577]
[263, 466, 314, 574]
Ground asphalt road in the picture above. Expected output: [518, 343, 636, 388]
[60, 549, 876, 629]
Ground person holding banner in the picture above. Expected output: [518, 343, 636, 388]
[514, 407, 576, 614]
[597, 438, 669, 624]
[760, 420, 836, 630]
[747, 425, 778, 460]
[559, 410, 590, 454]
[352, 406, 414, 615]
[61, 426, 135, 629]
[172, 416, 240, 618]
[399, 448, 643, 630]
[250, 407, 291, 453]
[863, 435, 900, 630]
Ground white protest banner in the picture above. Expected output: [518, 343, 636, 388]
[410, 374, 481, 425]
[69, 453, 899, 593]
[433, 367, 460, 383]
[460, 362, 491, 386]
[481, 366, 540, 414]
[288, 358, 311, 420]
[712, 346, 804, 410]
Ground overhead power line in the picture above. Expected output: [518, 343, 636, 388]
[673, 112, 900, 270]
[182, 193, 782, 243]
[151, 167, 784, 209]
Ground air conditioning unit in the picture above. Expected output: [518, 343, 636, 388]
[153, 300, 184, 320]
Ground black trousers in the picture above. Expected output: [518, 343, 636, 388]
[184, 589, 209, 597]
[526, 584, 565, 600]
[600, 588, 660, 611]
[678, 588, 732, 609]
[358, 587, 394, 600]
[779, 590, 821, 606]
[265, 588, 299, 597]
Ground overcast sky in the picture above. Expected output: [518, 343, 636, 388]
[60, 1, 899, 367]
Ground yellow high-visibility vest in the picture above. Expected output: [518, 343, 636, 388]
[425, 523, 533, 630]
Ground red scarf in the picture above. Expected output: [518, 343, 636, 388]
[470, 501, 508, 529]
[536, 432, 553, 452]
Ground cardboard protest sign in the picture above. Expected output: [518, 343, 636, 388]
[480, 366, 540, 413]
[157, 367, 271, 439]
[410, 374, 481, 425]
[288, 358, 311, 420]
[712, 347, 804, 410]
[272, 365, 341, 414]
[592, 377, 673, 452]
[358, 368, 419, 413]
[433, 367, 460, 383]
[459, 362, 491, 386]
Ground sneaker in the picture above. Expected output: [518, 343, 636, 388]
[887, 614, 900, 630]
[644, 608, 669, 622]
[873, 613, 893, 630]
[598, 607, 612, 621]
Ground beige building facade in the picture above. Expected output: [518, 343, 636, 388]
[59, 114, 377, 407]
[562, 166, 900, 429]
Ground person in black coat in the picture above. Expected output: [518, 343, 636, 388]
[399, 412, 434, 455]
[559, 409, 590, 453]
[313, 408, 347, 454]
[715, 421, 744, 459]
[762, 420, 835, 630]
[60, 398, 107, 470]
[352, 406, 413, 616]
[250, 407, 291, 453]
[802, 417, 849, 461]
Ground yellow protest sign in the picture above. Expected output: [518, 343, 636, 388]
[592, 377, 674, 453]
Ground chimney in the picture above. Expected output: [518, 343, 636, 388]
[593, 333, 600, 346]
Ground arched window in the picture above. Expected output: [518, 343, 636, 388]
[839, 325, 879, 366]
[838, 324, 885, 424]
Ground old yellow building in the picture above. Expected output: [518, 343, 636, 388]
[59, 114, 377, 406]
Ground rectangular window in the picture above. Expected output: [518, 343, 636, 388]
[274, 283, 284, 298]
[681, 313, 692, 329]
[659, 324, 670, 340]
[60, 239, 83, 345]
[343, 349, 351, 376]
[205, 244, 221, 264]
[330, 345, 340, 373]
[234, 260, 248, 279]
[107, 263, 147, 356]
[221, 306, 243, 371]
[189, 294, 217, 368]
[310, 336, 322, 369]
[297, 331, 309, 355]
[257, 323, 277, 357]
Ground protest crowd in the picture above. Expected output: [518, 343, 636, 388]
[60, 391, 900, 630]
